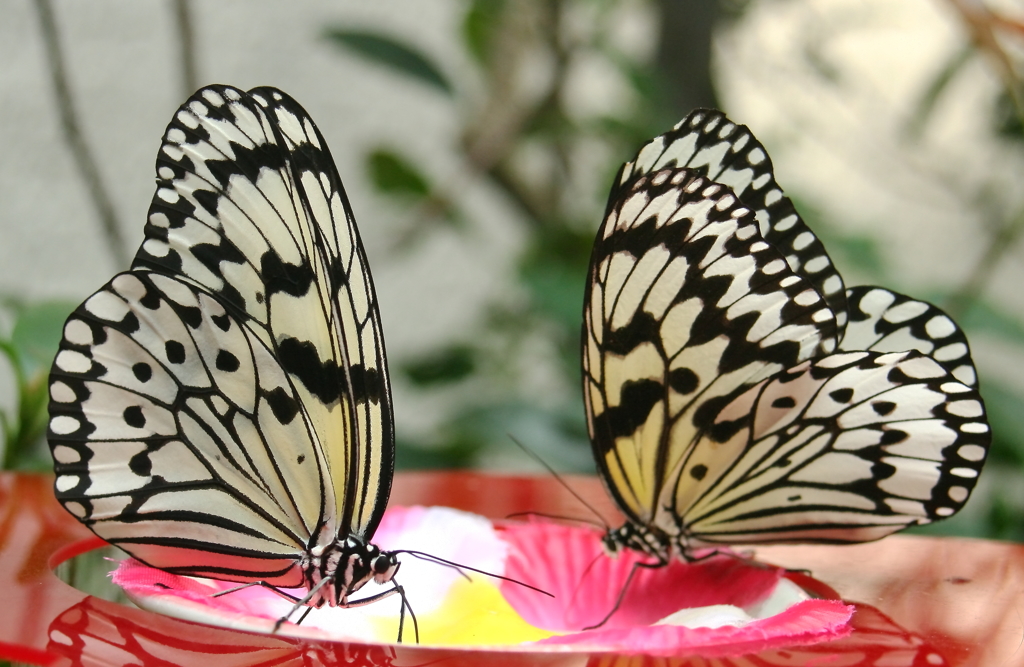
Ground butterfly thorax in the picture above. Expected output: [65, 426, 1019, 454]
[300, 535, 399, 608]
[602, 523, 678, 563]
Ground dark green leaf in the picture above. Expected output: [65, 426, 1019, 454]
[402, 345, 476, 386]
[324, 29, 453, 95]
[366, 149, 431, 199]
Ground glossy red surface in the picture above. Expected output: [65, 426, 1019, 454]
[2, 470, 1022, 666]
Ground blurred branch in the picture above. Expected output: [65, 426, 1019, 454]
[946, 205, 1024, 319]
[941, 1, 1024, 318]
[33, 0, 129, 268]
[946, 0, 1024, 124]
[172, 0, 199, 97]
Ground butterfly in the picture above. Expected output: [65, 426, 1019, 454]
[583, 109, 990, 564]
[47, 85, 408, 633]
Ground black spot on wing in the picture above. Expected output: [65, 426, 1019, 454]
[165, 341, 186, 364]
[829, 387, 854, 403]
[123, 406, 146, 428]
[132, 362, 152, 382]
[215, 349, 240, 372]
[277, 337, 344, 405]
[264, 386, 299, 424]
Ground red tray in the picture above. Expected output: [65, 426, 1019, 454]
[2, 470, 1021, 666]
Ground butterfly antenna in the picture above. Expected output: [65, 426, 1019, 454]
[506, 510, 605, 528]
[394, 549, 553, 598]
[507, 434, 610, 530]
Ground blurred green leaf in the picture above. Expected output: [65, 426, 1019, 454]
[955, 299, 1024, 347]
[324, 29, 453, 95]
[402, 344, 476, 386]
[11, 300, 75, 374]
[366, 148, 432, 199]
[907, 45, 973, 141]
[974, 379, 1024, 466]
[462, 0, 505, 65]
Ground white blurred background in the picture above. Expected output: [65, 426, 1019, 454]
[2, 0, 1022, 539]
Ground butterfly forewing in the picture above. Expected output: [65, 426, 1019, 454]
[132, 85, 393, 543]
[619, 109, 848, 334]
[584, 167, 837, 528]
[677, 350, 988, 544]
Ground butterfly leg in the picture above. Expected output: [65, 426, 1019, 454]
[212, 581, 302, 603]
[342, 580, 420, 643]
[583, 558, 666, 630]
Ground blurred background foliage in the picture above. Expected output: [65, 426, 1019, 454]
[3, 0, 1024, 542]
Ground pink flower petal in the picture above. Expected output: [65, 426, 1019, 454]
[498, 519, 784, 630]
[496, 519, 852, 655]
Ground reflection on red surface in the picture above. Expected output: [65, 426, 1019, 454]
[42, 595, 946, 667]
[48, 597, 398, 667]
[1, 471, 1022, 666]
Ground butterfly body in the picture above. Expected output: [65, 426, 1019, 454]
[49, 85, 402, 620]
[584, 111, 990, 565]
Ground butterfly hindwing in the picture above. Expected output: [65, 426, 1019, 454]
[675, 349, 987, 545]
[49, 271, 327, 585]
[584, 167, 838, 530]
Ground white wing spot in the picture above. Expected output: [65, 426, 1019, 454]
[804, 255, 829, 273]
[957, 444, 986, 461]
[158, 167, 175, 180]
[763, 259, 787, 275]
[55, 475, 80, 493]
[764, 189, 782, 206]
[52, 445, 80, 464]
[950, 467, 978, 479]
[823, 275, 844, 295]
[55, 350, 91, 374]
[792, 231, 815, 251]
[934, 343, 967, 362]
[883, 300, 930, 324]
[775, 214, 798, 232]
[201, 89, 225, 106]
[149, 212, 170, 228]
[176, 111, 199, 129]
[751, 172, 770, 190]
[50, 381, 77, 403]
[63, 319, 93, 346]
[188, 100, 209, 117]
[51, 416, 81, 435]
[925, 315, 956, 339]
[747, 148, 766, 165]
[157, 188, 180, 204]
[948, 486, 969, 503]
[947, 400, 983, 418]
[64, 501, 87, 518]
[935, 507, 955, 517]
[166, 128, 187, 144]
[960, 422, 988, 434]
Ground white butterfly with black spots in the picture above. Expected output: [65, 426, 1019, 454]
[583, 109, 990, 561]
[47, 85, 405, 629]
